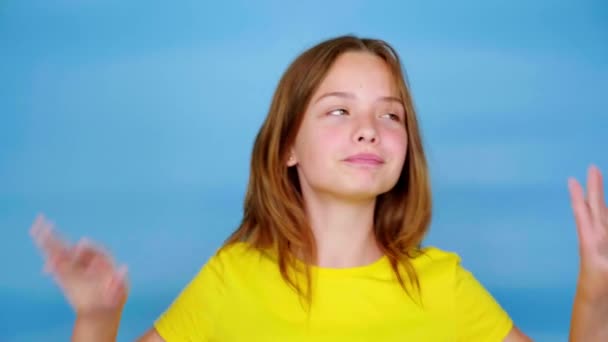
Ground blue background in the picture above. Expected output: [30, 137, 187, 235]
[1, 1, 607, 341]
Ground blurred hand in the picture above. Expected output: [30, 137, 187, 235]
[569, 165, 608, 300]
[30, 214, 129, 316]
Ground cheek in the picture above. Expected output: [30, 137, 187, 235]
[302, 125, 345, 157]
[294, 125, 338, 168]
[318, 126, 345, 148]
[382, 128, 408, 157]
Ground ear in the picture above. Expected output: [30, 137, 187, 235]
[286, 149, 298, 167]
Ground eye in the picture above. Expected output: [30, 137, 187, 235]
[382, 113, 402, 122]
[328, 108, 349, 116]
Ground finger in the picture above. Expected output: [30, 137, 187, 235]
[72, 238, 109, 268]
[587, 165, 605, 224]
[569, 178, 594, 244]
[47, 242, 99, 278]
[81, 240, 115, 269]
[43, 250, 69, 274]
[109, 265, 128, 288]
[30, 214, 51, 250]
[117, 264, 128, 281]
[29, 213, 45, 238]
[43, 248, 73, 277]
[31, 215, 70, 258]
[84, 253, 115, 277]
[105, 283, 124, 307]
[105, 265, 128, 307]
[99, 264, 127, 289]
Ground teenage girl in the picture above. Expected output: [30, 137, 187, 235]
[31, 35, 608, 341]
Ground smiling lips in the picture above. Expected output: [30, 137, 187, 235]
[343, 153, 385, 166]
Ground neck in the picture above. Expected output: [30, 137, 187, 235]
[303, 191, 383, 268]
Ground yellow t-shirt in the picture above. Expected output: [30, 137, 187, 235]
[154, 242, 513, 341]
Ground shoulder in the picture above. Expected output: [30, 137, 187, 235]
[415, 245, 461, 260]
[169, 242, 263, 302]
[404, 246, 469, 304]
[213, 241, 266, 266]
[413, 247, 514, 339]
[409, 245, 463, 276]
[411, 246, 487, 293]
[202, 241, 273, 280]
[214, 241, 253, 260]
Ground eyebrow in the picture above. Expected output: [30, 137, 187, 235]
[313, 91, 403, 105]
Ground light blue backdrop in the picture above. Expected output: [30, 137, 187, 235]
[2, 1, 607, 341]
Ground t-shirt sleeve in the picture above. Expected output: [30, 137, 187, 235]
[153, 252, 225, 341]
[452, 258, 514, 342]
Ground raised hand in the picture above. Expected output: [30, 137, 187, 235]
[30, 214, 129, 316]
[568, 165, 608, 300]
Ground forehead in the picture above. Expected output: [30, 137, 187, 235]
[315, 51, 400, 96]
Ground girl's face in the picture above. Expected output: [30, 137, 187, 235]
[289, 51, 408, 202]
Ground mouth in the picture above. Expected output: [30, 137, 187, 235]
[343, 153, 385, 166]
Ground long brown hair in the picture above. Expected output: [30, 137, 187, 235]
[222, 35, 432, 309]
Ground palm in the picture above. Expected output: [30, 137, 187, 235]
[569, 165, 608, 298]
[30, 214, 129, 315]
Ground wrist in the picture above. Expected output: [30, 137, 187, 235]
[72, 310, 123, 342]
[576, 272, 608, 303]
[76, 309, 123, 323]
[75, 305, 124, 318]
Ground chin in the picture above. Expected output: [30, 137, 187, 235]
[331, 183, 394, 201]
[342, 174, 398, 193]
[302, 173, 399, 201]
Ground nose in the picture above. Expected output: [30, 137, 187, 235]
[353, 116, 379, 144]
